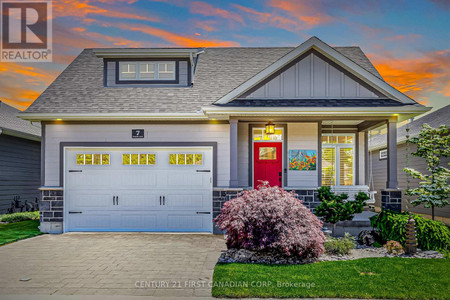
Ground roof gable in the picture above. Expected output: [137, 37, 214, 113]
[240, 49, 384, 100]
[214, 37, 418, 105]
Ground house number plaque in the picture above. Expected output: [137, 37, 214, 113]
[132, 129, 144, 138]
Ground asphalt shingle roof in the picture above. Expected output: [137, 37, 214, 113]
[24, 46, 385, 114]
[0, 101, 41, 137]
[369, 104, 450, 150]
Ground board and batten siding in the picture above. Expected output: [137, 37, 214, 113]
[287, 123, 318, 188]
[106, 61, 189, 87]
[0, 134, 41, 213]
[371, 144, 450, 219]
[44, 124, 230, 187]
[245, 52, 380, 99]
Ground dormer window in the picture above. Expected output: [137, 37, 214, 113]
[117, 61, 178, 84]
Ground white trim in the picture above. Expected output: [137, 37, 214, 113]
[214, 37, 419, 105]
[93, 48, 201, 58]
[18, 112, 208, 121]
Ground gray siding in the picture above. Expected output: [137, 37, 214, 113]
[371, 144, 450, 218]
[0, 134, 41, 213]
[106, 60, 189, 87]
[245, 52, 380, 99]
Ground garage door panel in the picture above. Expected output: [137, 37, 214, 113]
[69, 172, 111, 189]
[119, 213, 158, 229]
[166, 214, 207, 230]
[119, 171, 157, 188]
[69, 213, 113, 230]
[167, 173, 210, 189]
[164, 193, 207, 209]
[68, 192, 112, 210]
[117, 193, 159, 210]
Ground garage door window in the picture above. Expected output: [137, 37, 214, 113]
[122, 153, 156, 165]
[76, 154, 110, 165]
[169, 153, 203, 165]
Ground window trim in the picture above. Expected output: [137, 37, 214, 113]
[321, 133, 355, 186]
[113, 59, 181, 85]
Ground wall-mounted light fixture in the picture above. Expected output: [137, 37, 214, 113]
[265, 121, 275, 135]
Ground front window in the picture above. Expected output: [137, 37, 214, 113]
[321, 134, 355, 186]
[119, 61, 176, 81]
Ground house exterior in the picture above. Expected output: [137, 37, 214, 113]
[369, 104, 450, 224]
[0, 101, 41, 213]
[19, 37, 430, 233]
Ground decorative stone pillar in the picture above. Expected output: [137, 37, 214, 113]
[381, 189, 402, 212]
[405, 214, 417, 254]
[39, 187, 64, 233]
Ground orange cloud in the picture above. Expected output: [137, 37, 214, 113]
[385, 34, 422, 42]
[370, 50, 450, 102]
[194, 20, 217, 32]
[268, 0, 333, 29]
[189, 1, 244, 24]
[113, 23, 240, 47]
[53, 0, 159, 22]
[233, 4, 298, 32]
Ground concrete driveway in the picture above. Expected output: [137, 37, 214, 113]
[0, 233, 225, 297]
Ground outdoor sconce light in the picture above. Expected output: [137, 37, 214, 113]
[265, 121, 275, 135]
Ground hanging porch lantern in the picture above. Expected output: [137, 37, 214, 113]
[265, 121, 275, 135]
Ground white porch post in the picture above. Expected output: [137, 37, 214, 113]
[229, 119, 239, 187]
[386, 118, 398, 189]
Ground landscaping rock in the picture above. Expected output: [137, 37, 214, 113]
[357, 230, 376, 246]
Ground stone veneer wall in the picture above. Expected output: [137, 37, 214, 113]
[381, 190, 402, 212]
[39, 189, 64, 233]
[213, 188, 318, 234]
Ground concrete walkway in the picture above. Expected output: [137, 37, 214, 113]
[0, 233, 226, 297]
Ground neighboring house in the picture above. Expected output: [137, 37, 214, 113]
[369, 104, 450, 223]
[19, 37, 430, 233]
[0, 101, 41, 213]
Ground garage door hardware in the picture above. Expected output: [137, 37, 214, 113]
[196, 170, 210, 172]
[159, 196, 166, 205]
[113, 196, 119, 205]
[196, 212, 211, 214]
[69, 211, 82, 214]
[69, 170, 83, 172]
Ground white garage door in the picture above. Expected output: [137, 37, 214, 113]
[64, 147, 213, 232]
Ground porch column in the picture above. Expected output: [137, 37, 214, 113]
[386, 118, 398, 189]
[229, 119, 239, 187]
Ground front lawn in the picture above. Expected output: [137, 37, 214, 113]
[0, 220, 42, 246]
[213, 258, 450, 299]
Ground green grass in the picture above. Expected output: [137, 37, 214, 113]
[0, 220, 43, 246]
[213, 258, 450, 299]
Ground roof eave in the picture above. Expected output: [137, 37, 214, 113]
[17, 112, 209, 122]
[0, 127, 41, 141]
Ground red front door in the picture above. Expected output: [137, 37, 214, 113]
[253, 142, 283, 188]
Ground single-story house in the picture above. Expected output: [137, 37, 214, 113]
[19, 37, 430, 233]
[0, 101, 41, 213]
[369, 104, 450, 224]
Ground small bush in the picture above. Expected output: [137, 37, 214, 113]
[384, 240, 404, 255]
[0, 211, 39, 223]
[315, 187, 367, 224]
[324, 233, 356, 255]
[214, 182, 326, 259]
[370, 210, 450, 252]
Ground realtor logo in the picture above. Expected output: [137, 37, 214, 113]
[1, 0, 52, 62]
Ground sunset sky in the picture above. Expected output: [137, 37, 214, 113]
[1, 0, 449, 112]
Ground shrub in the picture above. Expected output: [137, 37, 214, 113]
[315, 187, 367, 224]
[370, 210, 450, 252]
[0, 211, 39, 223]
[324, 233, 355, 255]
[214, 182, 326, 259]
[384, 241, 404, 255]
